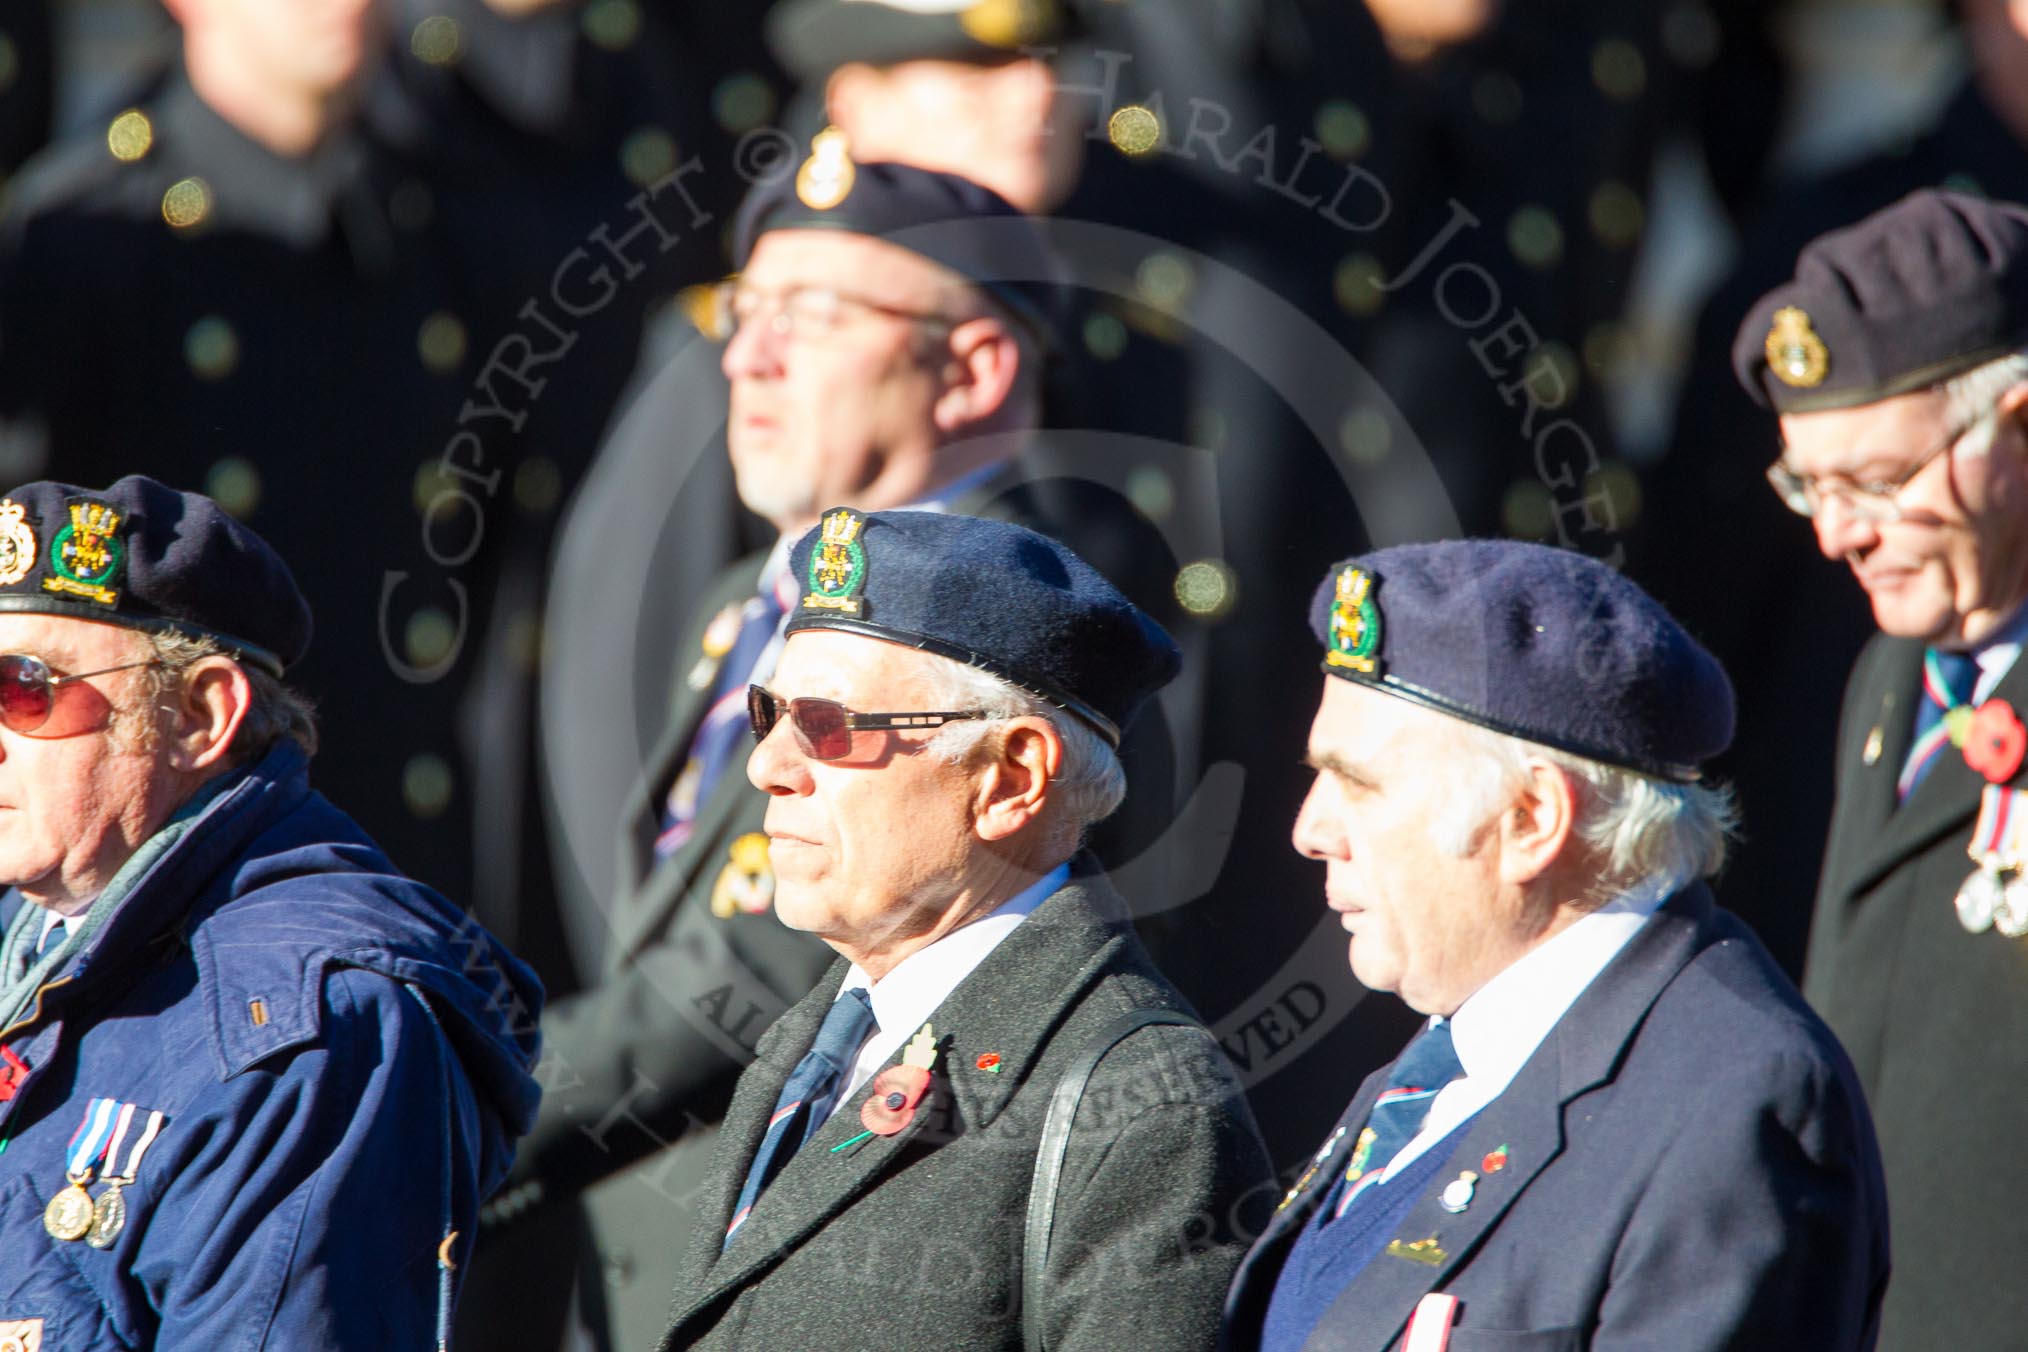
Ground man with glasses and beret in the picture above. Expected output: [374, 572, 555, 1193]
[0, 476, 541, 1347]
[1222, 539, 1889, 1351]
[1735, 187, 2028, 1351]
[659, 506, 1269, 1350]
[506, 150, 1180, 1350]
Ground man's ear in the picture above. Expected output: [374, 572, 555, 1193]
[1496, 756, 1577, 887]
[933, 318, 1023, 434]
[164, 657, 253, 773]
[973, 717, 1061, 842]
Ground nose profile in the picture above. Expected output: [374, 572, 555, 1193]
[1291, 778, 1338, 861]
[1812, 493, 1880, 562]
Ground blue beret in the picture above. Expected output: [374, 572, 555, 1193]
[731, 150, 1059, 342]
[0, 475, 311, 676]
[783, 508, 1178, 747]
[1308, 540, 1733, 783]
[766, 0, 1079, 80]
[1735, 189, 2028, 413]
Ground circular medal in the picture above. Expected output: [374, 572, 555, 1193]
[1956, 868, 2004, 934]
[1439, 1171, 1478, 1214]
[1998, 877, 2028, 939]
[86, 1182, 127, 1249]
[44, 1181, 95, 1241]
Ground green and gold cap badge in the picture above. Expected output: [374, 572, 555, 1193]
[1764, 306, 1830, 389]
[802, 507, 869, 616]
[44, 498, 128, 607]
[1323, 565, 1382, 677]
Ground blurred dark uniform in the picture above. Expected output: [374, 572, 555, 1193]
[1639, 67, 2026, 973]
[0, 0, 54, 181]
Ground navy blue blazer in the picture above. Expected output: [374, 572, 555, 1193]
[1222, 884, 1889, 1351]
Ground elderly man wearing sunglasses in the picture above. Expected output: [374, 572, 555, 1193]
[1734, 188, 2028, 1352]
[658, 506, 1268, 1350]
[0, 476, 542, 1348]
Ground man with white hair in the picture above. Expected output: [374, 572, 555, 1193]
[659, 507, 1269, 1349]
[1736, 187, 2028, 1351]
[1221, 539, 1888, 1351]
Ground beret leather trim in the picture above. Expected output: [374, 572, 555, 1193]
[784, 613, 1121, 747]
[0, 593, 286, 677]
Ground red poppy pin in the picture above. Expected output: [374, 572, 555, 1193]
[976, 1052, 1002, 1073]
[858, 1024, 940, 1137]
[1965, 700, 2028, 785]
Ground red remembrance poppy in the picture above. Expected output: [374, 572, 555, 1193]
[860, 1065, 931, 1136]
[1965, 700, 2028, 784]
[975, 1053, 1002, 1071]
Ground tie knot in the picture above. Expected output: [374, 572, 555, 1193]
[808, 986, 878, 1071]
[1925, 648, 1979, 710]
[1387, 1020, 1463, 1094]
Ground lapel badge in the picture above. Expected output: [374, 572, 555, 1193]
[795, 127, 855, 211]
[1481, 1143, 1510, 1174]
[1385, 1235, 1448, 1266]
[802, 508, 868, 616]
[975, 1052, 1003, 1073]
[1764, 306, 1829, 388]
[1344, 1125, 1379, 1183]
[1279, 1126, 1345, 1210]
[0, 500, 36, 587]
[710, 833, 775, 918]
[0, 1319, 46, 1352]
[0, 1045, 30, 1103]
[1439, 1170, 1478, 1214]
[687, 602, 745, 691]
[1323, 566, 1382, 676]
[1964, 699, 2027, 784]
[838, 1023, 940, 1150]
[1862, 725, 1884, 767]
[42, 499, 126, 607]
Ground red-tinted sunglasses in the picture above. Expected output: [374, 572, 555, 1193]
[746, 684, 986, 761]
[0, 653, 161, 733]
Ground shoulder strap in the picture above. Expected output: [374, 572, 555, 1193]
[1021, 1008, 1212, 1352]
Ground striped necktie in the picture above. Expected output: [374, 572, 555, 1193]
[1326, 1020, 1465, 1222]
[724, 987, 878, 1246]
[1900, 648, 1980, 801]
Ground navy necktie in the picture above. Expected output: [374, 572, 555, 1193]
[1326, 1020, 1464, 1222]
[724, 987, 878, 1246]
[1901, 648, 1979, 801]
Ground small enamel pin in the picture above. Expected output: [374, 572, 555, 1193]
[1439, 1171, 1477, 1214]
[1385, 1235, 1447, 1266]
[975, 1052, 1002, 1073]
[834, 1024, 939, 1152]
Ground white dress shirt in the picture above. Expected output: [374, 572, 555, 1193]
[1968, 601, 2028, 704]
[1373, 888, 1669, 1186]
[828, 863, 1069, 1115]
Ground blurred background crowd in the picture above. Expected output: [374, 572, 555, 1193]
[0, 0, 2006, 1346]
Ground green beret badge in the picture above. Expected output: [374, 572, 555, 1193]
[1324, 565, 1382, 676]
[803, 508, 868, 616]
[1765, 306, 1829, 389]
[43, 499, 126, 606]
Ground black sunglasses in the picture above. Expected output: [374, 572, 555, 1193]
[746, 684, 987, 760]
[0, 653, 162, 733]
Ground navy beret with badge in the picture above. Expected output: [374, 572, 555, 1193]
[1734, 188, 2028, 413]
[0, 475, 311, 675]
[766, 0, 1078, 81]
[732, 145, 1061, 343]
[1309, 539, 1734, 783]
[784, 507, 1178, 747]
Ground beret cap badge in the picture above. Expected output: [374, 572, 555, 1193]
[803, 508, 869, 616]
[1323, 566, 1382, 677]
[1765, 306, 1830, 389]
[43, 499, 126, 606]
[0, 501, 36, 588]
[795, 127, 856, 212]
[959, 0, 1051, 48]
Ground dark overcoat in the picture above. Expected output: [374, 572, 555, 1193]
[660, 872, 1274, 1351]
[1222, 885, 1889, 1351]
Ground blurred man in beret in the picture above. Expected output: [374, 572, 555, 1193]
[1735, 187, 2028, 1351]
[0, 476, 541, 1347]
[1222, 540, 1888, 1351]
[511, 153, 1180, 1350]
[660, 507, 1268, 1350]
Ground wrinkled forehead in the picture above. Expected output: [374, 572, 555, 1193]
[773, 628, 937, 701]
[0, 611, 148, 667]
[743, 228, 968, 305]
[1310, 674, 1458, 762]
[1776, 386, 1953, 472]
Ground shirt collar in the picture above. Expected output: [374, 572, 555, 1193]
[1969, 597, 2028, 696]
[842, 862, 1068, 1048]
[1445, 889, 1669, 1091]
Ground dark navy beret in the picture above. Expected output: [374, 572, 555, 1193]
[1735, 189, 2028, 413]
[0, 475, 311, 676]
[1308, 540, 1733, 783]
[732, 149, 1059, 341]
[783, 507, 1178, 746]
[766, 0, 1078, 80]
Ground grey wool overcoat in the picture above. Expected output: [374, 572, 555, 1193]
[658, 870, 1276, 1350]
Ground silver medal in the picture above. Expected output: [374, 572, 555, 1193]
[1998, 876, 2028, 938]
[1957, 868, 2004, 934]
